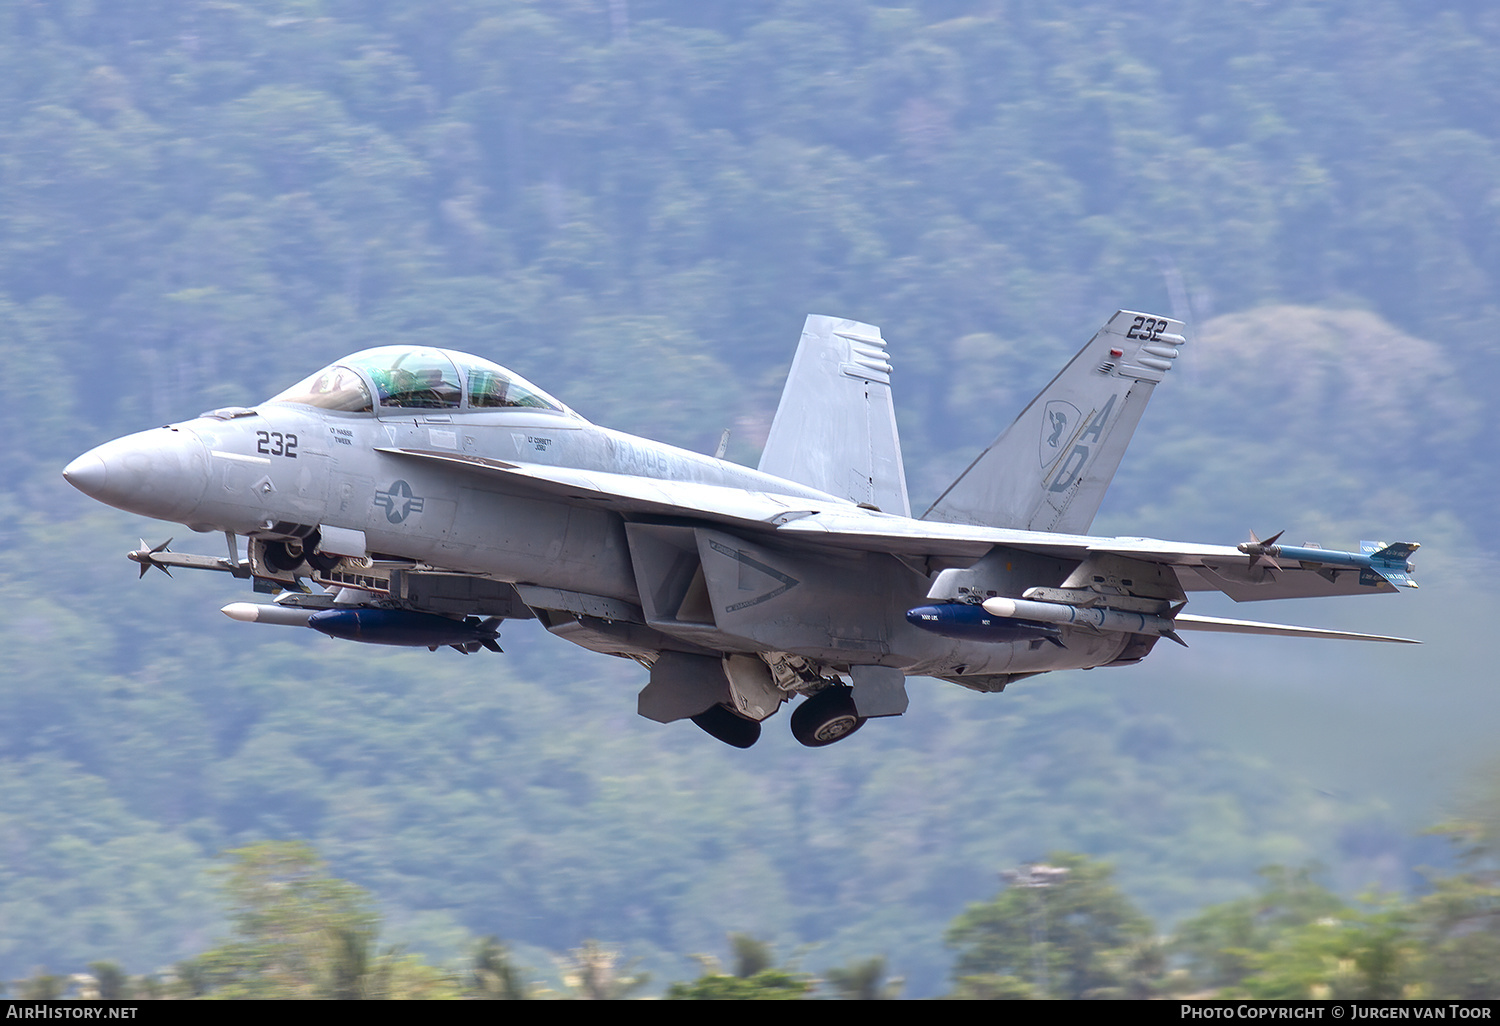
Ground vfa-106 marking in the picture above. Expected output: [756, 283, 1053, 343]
[65, 311, 1418, 749]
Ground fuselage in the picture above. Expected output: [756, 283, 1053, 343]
[63, 345, 1136, 682]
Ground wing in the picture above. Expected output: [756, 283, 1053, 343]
[775, 510, 1416, 601]
[379, 450, 1417, 604]
[375, 447, 856, 526]
[758, 315, 911, 516]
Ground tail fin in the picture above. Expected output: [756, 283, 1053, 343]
[922, 310, 1185, 533]
[759, 315, 911, 516]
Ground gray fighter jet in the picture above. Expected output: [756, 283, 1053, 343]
[64, 311, 1419, 748]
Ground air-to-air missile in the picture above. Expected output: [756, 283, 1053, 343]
[907, 596, 1181, 646]
[1237, 534, 1419, 590]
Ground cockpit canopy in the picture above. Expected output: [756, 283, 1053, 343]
[267, 346, 575, 417]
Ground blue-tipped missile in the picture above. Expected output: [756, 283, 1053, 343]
[905, 603, 1063, 644]
[307, 609, 502, 651]
[1237, 537, 1419, 589]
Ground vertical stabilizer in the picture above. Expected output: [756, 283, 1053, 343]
[923, 310, 1185, 534]
[759, 315, 911, 516]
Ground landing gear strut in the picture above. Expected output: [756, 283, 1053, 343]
[790, 686, 865, 747]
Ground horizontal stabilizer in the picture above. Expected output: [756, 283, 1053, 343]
[1172, 613, 1418, 644]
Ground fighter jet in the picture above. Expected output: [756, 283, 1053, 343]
[63, 311, 1419, 748]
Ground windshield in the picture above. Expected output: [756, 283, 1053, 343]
[268, 364, 373, 412]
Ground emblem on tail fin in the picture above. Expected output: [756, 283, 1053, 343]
[1040, 401, 1079, 467]
[1047, 393, 1118, 495]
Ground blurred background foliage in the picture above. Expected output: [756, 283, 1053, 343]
[1, 0, 1497, 997]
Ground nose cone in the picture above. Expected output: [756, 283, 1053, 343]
[64, 426, 210, 522]
[61, 452, 108, 495]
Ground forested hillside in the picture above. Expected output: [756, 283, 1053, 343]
[2, 0, 1496, 996]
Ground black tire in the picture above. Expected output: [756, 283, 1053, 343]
[691, 704, 762, 749]
[791, 687, 866, 747]
[261, 539, 304, 572]
[303, 531, 342, 573]
[306, 550, 341, 573]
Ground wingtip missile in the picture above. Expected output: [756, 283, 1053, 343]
[1238, 529, 1285, 571]
[129, 537, 175, 578]
[1233, 536, 1421, 590]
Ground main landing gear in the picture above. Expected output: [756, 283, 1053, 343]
[693, 686, 868, 749]
[790, 686, 866, 747]
[691, 705, 762, 749]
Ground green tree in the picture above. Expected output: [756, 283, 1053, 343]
[1174, 866, 1421, 1000]
[1237, 898, 1418, 1001]
[667, 935, 814, 1000]
[666, 968, 813, 1000]
[14, 970, 65, 999]
[558, 939, 649, 1000]
[1173, 865, 1346, 993]
[86, 961, 130, 1000]
[1413, 870, 1500, 999]
[471, 935, 529, 1000]
[945, 854, 1155, 999]
[824, 955, 902, 1000]
[194, 841, 385, 999]
[1412, 769, 1500, 998]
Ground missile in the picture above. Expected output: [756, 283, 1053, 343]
[306, 608, 502, 651]
[222, 602, 316, 627]
[980, 596, 1183, 644]
[905, 603, 1062, 644]
[1236, 537, 1419, 589]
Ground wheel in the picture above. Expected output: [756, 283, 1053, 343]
[261, 539, 304, 572]
[791, 687, 866, 747]
[303, 530, 342, 573]
[691, 704, 762, 749]
[306, 549, 342, 573]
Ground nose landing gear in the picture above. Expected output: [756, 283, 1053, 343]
[260, 530, 341, 574]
